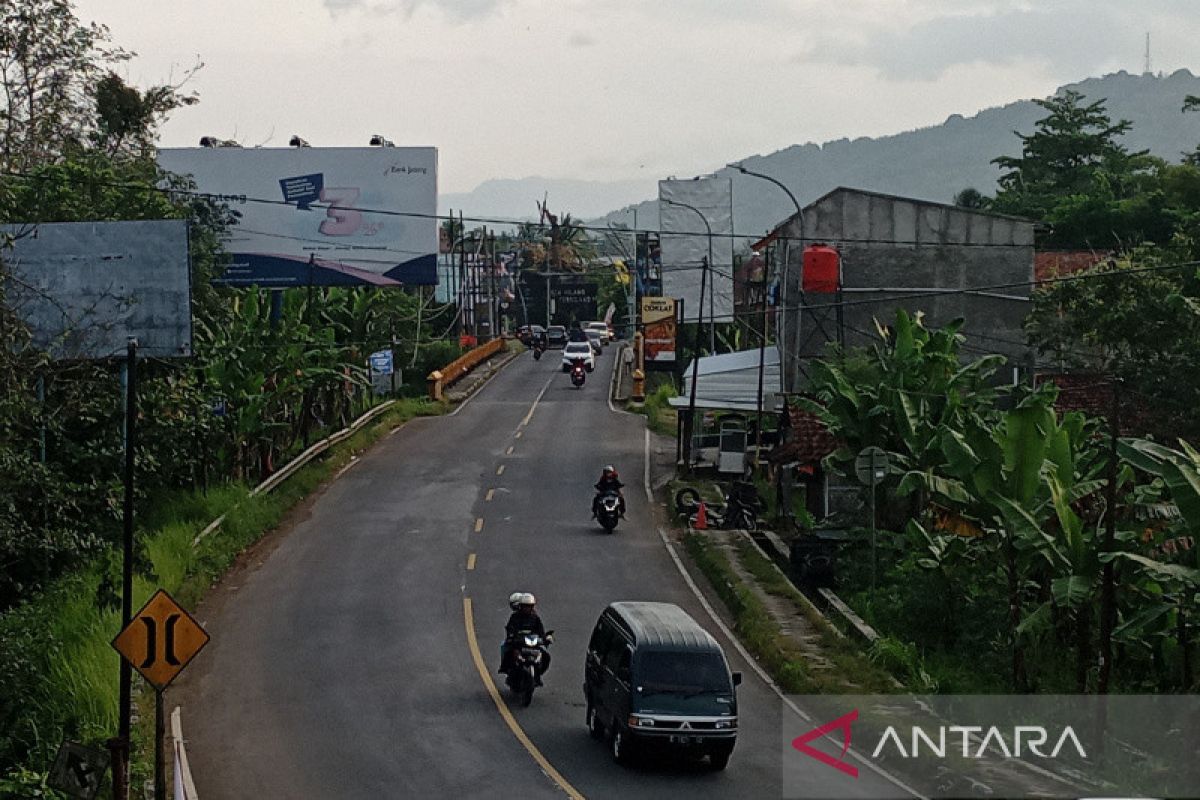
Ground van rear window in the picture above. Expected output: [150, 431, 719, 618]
[637, 651, 729, 693]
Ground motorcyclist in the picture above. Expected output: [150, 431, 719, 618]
[592, 464, 626, 518]
[499, 593, 551, 684]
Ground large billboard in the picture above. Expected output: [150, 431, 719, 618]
[158, 147, 437, 287]
[659, 178, 734, 323]
[641, 296, 676, 368]
[2, 220, 192, 360]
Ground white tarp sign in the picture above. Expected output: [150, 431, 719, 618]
[659, 178, 734, 324]
[158, 147, 438, 287]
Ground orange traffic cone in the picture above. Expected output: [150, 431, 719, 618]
[694, 501, 708, 530]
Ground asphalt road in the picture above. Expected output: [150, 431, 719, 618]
[174, 346, 912, 799]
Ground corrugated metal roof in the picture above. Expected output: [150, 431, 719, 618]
[609, 601, 720, 652]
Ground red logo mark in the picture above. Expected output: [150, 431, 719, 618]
[791, 709, 860, 778]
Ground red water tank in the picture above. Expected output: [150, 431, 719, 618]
[802, 245, 840, 293]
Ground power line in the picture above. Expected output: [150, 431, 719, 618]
[2, 169, 1037, 249]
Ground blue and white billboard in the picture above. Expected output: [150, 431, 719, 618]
[159, 147, 438, 287]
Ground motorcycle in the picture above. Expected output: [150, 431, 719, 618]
[570, 359, 586, 388]
[596, 491, 621, 533]
[532, 342, 545, 361]
[674, 481, 762, 531]
[503, 630, 554, 706]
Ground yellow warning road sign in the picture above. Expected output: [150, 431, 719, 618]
[112, 589, 209, 691]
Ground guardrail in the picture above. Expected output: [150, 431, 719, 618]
[192, 400, 396, 547]
[171, 706, 199, 799]
[427, 338, 505, 399]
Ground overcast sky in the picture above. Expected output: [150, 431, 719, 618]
[77, 0, 1199, 194]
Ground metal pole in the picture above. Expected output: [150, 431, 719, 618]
[117, 337, 138, 800]
[488, 231, 497, 340]
[754, 247, 770, 466]
[870, 450, 878, 593]
[684, 258, 707, 472]
[155, 690, 165, 800]
[36, 374, 45, 463]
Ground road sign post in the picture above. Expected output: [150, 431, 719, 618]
[855, 446, 890, 592]
[112, 589, 209, 800]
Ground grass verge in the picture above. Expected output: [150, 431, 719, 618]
[683, 532, 901, 696]
[0, 397, 442, 795]
[631, 381, 677, 438]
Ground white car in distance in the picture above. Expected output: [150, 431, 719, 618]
[585, 321, 612, 343]
[561, 341, 596, 373]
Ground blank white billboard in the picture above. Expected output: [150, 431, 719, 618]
[659, 178, 734, 324]
[2, 220, 192, 360]
[158, 147, 438, 287]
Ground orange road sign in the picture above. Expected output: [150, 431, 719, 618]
[112, 589, 209, 691]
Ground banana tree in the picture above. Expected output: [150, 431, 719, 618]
[1115, 439, 1200, 687]
[899, 390, 1102, 688]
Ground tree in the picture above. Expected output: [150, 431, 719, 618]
[953, 187, 990, 209]
[990, 90, 1163, 249]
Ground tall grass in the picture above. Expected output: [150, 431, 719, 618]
[0, 397, 440, 790]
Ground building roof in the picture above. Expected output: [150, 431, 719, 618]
[752, 186, 1036, 249]
[667, 346, 782, 412]
[608, 602, 720, 652]
[769, 403, 840, 465]
[1034, 251, 1108, 282]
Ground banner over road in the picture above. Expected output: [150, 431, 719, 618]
[159, 147, 438, 287]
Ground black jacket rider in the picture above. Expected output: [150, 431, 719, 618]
[593, 475, 626, 515]
[502, 610, 550, 676]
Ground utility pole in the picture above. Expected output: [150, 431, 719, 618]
[1098, 376, 1121, 694]
[488, 230, 498, 341]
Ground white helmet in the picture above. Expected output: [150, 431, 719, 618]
[508, 592, 524, 610]
[519, 593, 536, 607]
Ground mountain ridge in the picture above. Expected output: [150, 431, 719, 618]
[439, 69, 1200, 237]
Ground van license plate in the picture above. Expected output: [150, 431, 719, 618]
[670, 735, 692, 744]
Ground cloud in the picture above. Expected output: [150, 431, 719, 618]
[800, 2, 1181, 81]
[322, 0, 505, 21]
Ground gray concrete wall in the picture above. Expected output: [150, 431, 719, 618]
[778, 189, 1034, 391]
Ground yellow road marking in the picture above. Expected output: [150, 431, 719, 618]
[506, 446, 515, 455]
[496, 465, 505, 476]
[485, 489, 495, 502]
[467, 553, 477, 570]
[463, 598, 585, 800]
[474, 518, 485, 533]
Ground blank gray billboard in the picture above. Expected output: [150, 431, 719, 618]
[2, 220, 192, 359]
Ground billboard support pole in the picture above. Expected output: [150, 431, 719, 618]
[684, 258, 707, 473]
[115, 337, 138, 800]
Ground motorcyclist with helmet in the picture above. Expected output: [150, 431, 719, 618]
[498, 593, 551, 685]
[592, 464, 626, 518]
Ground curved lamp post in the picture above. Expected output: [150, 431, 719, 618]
[727, 162, 803, 469]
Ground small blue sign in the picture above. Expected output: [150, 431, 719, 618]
[211, 398, 227, 417]
[279, 173, 324, 210]
[369, 349, 393, 375]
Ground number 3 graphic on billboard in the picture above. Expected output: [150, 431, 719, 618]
[319, 187, 362, 235]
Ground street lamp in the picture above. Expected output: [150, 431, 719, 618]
[728, 162, 804, 466]
[663, 197, 713, 472]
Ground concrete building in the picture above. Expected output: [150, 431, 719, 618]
[765, 188, 1036, 391]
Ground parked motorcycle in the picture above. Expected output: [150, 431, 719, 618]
[596, 491, 621, 533]
[674, 481, 762, 531]
[503, 630, 554, 706]
[570, 359, 586, 388]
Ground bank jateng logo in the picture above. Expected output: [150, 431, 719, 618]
[791, 709, 1087, 777]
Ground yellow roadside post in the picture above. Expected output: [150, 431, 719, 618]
[427, 370, 444, 401]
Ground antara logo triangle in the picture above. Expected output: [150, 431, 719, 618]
[791, 709, 860, 778]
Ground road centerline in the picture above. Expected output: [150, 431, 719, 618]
[463, 597, 586, 800]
